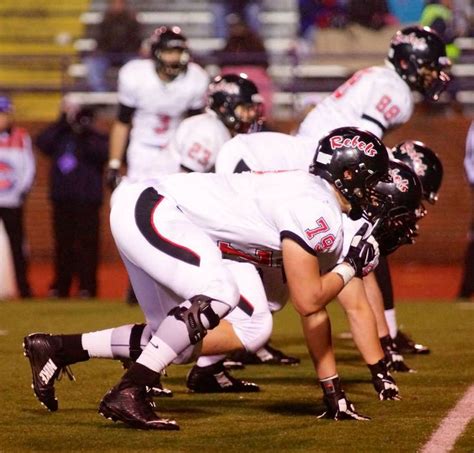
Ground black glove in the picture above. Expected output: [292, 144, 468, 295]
[318, 376, 370, 421]
[368, 359, 401, 401]
[380, 335, 415, 373]
[105, 167, 121, 191]
[343, 223, 380, 278]
[318, 390, 371, 421]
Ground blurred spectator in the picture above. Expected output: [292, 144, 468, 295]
[294, 0, 348, 56]
[348, 0, 394, 30]
[215, 15, 274, 117]
[458, 120, 474, 300]
[420, 0, 461, 61]
[84, 0, 143, 92]
[387, 0, 424, 24]
[0, 96, 35, 298]
[211, 0, 263, 39]
[35, 98, 109, 299]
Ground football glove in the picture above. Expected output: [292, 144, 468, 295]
[368, 359, 401, 401]
[343, 224, 380, 278]
[318, 390, 371, 421]
[380, 335, 415, 373]
[105, 167, 121, 191]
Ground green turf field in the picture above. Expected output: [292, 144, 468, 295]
[0, 300, 473, 452]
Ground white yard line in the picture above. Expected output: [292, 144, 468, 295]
[420, 384, 474, 453]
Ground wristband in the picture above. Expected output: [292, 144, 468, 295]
[108, 158, 121, 170]
[332, 263, 355, 286]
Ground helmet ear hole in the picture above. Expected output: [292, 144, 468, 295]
[343, 169, 353, 181]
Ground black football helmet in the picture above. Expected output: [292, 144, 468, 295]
[310, 127, 390, 220]
[371, 160, 423, 255]
[391, 140, 443, 205]
[150, 26, 189, 79]
[387, 26, 451, 101]
[208, 74, 264, 134]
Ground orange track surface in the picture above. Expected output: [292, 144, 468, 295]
[28, 262, 464, 301]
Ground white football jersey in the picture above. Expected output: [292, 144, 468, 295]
[156, 170, 344, 273]
[297, 65, 414, 140]
[215, 132, 317, 174]
[171, 110, 232, 173]
[117, 59, 209, 181]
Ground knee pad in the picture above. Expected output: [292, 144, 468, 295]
[168, 295, 223, 345]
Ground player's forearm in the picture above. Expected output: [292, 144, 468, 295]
[337, 279, 384, 365]
[300, 309, 337, 379]
[108, 121, 130, 166]
[362, 272, 390, 338]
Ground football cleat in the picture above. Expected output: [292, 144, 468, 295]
[98, 384, 179, 430]
[121, 359, 173, 398]
[186, 361, 260, 393]
[227, 343, 300, 366]
[394, 330, 430, 355]
[23, 333, 75, 412]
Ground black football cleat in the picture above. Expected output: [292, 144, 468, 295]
[394, 330, 431, 355]
[23, 333, 75, 412]
[227, 343, 300, 366]
[186, 361, 260, 393]
[98, 384, 179, 430]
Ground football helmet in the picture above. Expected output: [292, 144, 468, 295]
[391, 140, 443, 204]
[310, 127, 390, 220]
[371, 160, 423, 255]
[387, 26, 451, 101]
[208, 74, 264, 134]
[150, 26, 189, 79]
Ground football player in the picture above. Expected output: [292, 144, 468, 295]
[377, 140, 444, 354]
[172, 73, 264, 173]
[297, 26, 451, 141]
[24, 127, 390, 429]
[105, 26, 209, 187]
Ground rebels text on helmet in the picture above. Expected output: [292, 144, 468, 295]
[329, 135, 378, 157]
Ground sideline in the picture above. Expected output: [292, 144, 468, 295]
[420, 384, 474, 453]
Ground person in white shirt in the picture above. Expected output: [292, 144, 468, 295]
[24, 127, 395, 429]
[0, 95, 35, 298]
[172, 73, 264, 174]
[105, 25, 209, 187]
[297, 26, 451, 142]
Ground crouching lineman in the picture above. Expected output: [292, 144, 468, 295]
[24, 127, 391, 429]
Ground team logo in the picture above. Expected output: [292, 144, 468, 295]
[399, 142, 428, 176]
[209, 80, 240, 96]
[392, 32, 428, 51]
[329, 135, 377, 157]
[389, 167, 409, 192]
[0, 161, 16, 191]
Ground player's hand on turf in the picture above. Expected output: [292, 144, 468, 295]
[106, 167, 121, 191]
[344, 224, 380, 278]
[372, 371, 400, 400]
[318, 391, 371, 421]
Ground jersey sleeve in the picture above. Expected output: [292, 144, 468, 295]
[276, 198, 342, 258]
[117, 62, 139, 108]
[359, 76, 413, 136]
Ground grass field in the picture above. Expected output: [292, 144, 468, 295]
[1, 299, 473, 452]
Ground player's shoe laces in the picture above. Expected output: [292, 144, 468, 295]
[394, 330, 430, 355]
[23, 333, 75, 412]
[186, 361, 260, 393]
[227, 343, 300, 366]
[98, 383, 179, 430]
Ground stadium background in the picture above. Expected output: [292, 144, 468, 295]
[1, 0, 472, 298]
